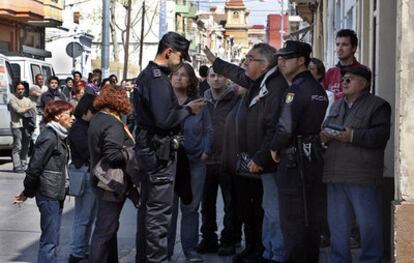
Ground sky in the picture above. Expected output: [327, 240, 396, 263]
[197, 0, 288, 26]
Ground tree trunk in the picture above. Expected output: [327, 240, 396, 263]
[110, 0, 120, 77]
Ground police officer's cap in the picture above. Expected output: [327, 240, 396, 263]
[341, 66, 372, 83]
[277, 40, 312, 59]
[160, 32, 192, 62]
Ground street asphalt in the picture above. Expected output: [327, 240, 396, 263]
[0, 157, 362, 263]
[0, 158, 234, 263]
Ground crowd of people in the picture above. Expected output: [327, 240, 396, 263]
[10, 29, 390, 263]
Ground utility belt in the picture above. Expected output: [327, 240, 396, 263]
[136, 129, 183, 167]
[150, 133, 182, 161]
[136, 129, 182, 174]
[282, 134, 322, 167]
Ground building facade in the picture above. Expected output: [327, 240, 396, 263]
[0, 0, 63, 58]
[266, 14, 289, 48]
[224, 0, 249, 62]
[248, 25, 265, 47]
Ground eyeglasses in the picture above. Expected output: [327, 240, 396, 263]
[245, 55, 265, 63]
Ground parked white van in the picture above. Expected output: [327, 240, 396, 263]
[8, 56, 55, 88]
[0, 53, 15, 154]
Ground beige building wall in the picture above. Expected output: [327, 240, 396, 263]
[393, 0, 414, 261]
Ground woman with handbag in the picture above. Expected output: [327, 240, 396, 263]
[67, 93, 97, 263]
[88, 84, 135, 263]
[14, 100, 74, 263]
[168, 63, 213, 262]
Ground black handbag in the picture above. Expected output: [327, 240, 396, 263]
[234, 98, 261, 180]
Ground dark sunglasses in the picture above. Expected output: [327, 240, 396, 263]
[342, 77, 353, 84]
[278, 53, 301, 60]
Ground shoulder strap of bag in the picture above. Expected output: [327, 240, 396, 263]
[102, 110, 136, 144]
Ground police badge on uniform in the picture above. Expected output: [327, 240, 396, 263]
[152, 68, 161, 78]
[285, 92, 295, 103]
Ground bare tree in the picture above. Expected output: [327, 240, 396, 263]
[110, 0, 120, 76]
[109, 0, 159, 77]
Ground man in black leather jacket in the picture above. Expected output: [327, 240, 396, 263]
[204, 43, 289, 263]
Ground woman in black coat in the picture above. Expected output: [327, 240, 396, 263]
[88, 84, 135, 263]
[14, 100, 74, 263]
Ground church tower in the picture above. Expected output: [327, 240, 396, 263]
[224, 0, 249, 58]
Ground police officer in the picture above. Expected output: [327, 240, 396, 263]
[269, 41, 328, 263]
[134, 32, 206, 263]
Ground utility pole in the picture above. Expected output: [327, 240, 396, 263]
[159, 0, 167, 39]
[123, 0, 132, 80]
[139, 0, 145, 70]
[280, 0, 285, 48]
[102, 0, 110, 78]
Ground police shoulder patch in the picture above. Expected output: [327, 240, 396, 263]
[285, 92, 295, 104]
[152, 68, 162, 78]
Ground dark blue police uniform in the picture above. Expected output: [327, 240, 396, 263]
[134, 60, 192, 263]
[270, 70, 328, 263]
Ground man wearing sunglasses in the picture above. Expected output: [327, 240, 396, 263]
[320, 66, 391, 263]
[269, 40, 328, 263]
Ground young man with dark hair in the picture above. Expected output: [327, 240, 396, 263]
[40, 76, 67, 112]
[134, 32, 206, 263]
[198, 67, 240, 256]
[323, 29, 364, 101]
[72, 71, 82, 82]
[198, 65, 210, 96]
[61, 77, 74, 101]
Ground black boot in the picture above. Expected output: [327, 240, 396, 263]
[242, 244, 264, 263]
[232, 245, 254, 263]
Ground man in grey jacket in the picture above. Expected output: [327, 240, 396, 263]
[321, 66, 391, 263]
[8, 82, 36, 172]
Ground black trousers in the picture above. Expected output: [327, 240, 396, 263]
[136, 159, 176, 263]
[200, 163, 241, 245]
[276, 153, 325, 263]
[89, 193, 125, 263]
[234, 175, 263, 251]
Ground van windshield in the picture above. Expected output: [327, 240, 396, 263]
[0, 58, 12, 105]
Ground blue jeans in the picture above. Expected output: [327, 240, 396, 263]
[36, 193, 63, 263]
[328, 183, 383, 263]
[261, 173, 288, 262]
[70, 167, 97, 258]
[169, 159, 206, 255]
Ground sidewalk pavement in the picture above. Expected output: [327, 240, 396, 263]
[0, 158, 361, 263]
